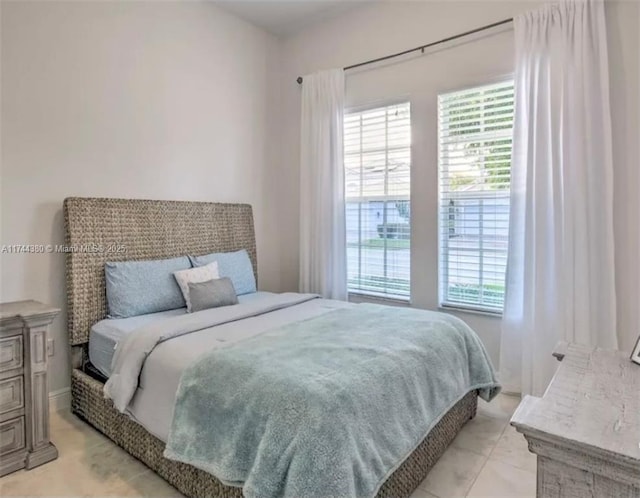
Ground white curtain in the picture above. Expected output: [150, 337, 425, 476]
[299, 69, 347, 300]
[500, 0, 617, 396]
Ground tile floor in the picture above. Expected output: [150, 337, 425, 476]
[0, 394, 535, 498]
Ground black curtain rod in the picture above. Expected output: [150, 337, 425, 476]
[296, 18, 513, 84]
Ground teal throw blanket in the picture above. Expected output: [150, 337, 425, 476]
[164, 304, 500, 498]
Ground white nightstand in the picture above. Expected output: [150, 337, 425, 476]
[0, 300, 59, 477]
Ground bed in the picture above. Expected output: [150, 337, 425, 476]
[65, 196, 497, 498]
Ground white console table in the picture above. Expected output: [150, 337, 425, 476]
[511, 342, 640, 497]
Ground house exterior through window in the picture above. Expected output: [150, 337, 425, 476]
[438, 80, 514, 313]
[344, 102, 411, 300]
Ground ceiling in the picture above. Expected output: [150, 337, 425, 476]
[215, 1, 368, 37]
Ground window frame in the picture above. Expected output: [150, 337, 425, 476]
[344, 99, 412, 302]
[436, 78, 515, 315]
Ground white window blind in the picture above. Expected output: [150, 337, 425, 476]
[345, 102, 411, 300]
[438, 81, 514, 313]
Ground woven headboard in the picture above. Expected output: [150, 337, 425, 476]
[64, 197, 256, 346]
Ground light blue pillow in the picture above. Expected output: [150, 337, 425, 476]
[189, 249, 256, 295]
[105, 256, 191, 318]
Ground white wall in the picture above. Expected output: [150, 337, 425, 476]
[278, 0, 640, 365]
[0, 1, 282, 393]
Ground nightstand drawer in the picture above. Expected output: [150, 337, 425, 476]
[0, 336, 23, 373]
[0, 376, 24, 415]
[0, 417, 25, 454]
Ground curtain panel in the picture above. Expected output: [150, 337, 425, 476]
[299, 69, 347, 300]
[500, 0, 617, 396]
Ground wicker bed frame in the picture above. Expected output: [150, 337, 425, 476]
[64, 197, 478, 498]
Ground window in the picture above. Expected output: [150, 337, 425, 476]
[438, 81, 514, 313]
[345, 102, 411, 300]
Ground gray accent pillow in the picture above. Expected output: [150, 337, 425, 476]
[105, 256, 191, 318]
[189, 249, 256, 295]
[188, 277, 239, 312]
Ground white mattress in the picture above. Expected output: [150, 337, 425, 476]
[88, 292, 276, 378]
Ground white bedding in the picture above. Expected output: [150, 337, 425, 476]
[89, 292, 282, 378]
[89, 308, 186, 378]
[120, 292, 351, 442]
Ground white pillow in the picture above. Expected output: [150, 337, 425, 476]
[173, 261, 220, 312]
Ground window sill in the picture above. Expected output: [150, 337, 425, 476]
[348, 292, 411, 307]
[346, 294, 503, 318]
[438, 303, 503, 318]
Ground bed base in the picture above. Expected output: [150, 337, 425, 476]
[71, 368, 477, 498]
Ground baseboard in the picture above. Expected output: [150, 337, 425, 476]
[49, 387, 71, 412]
